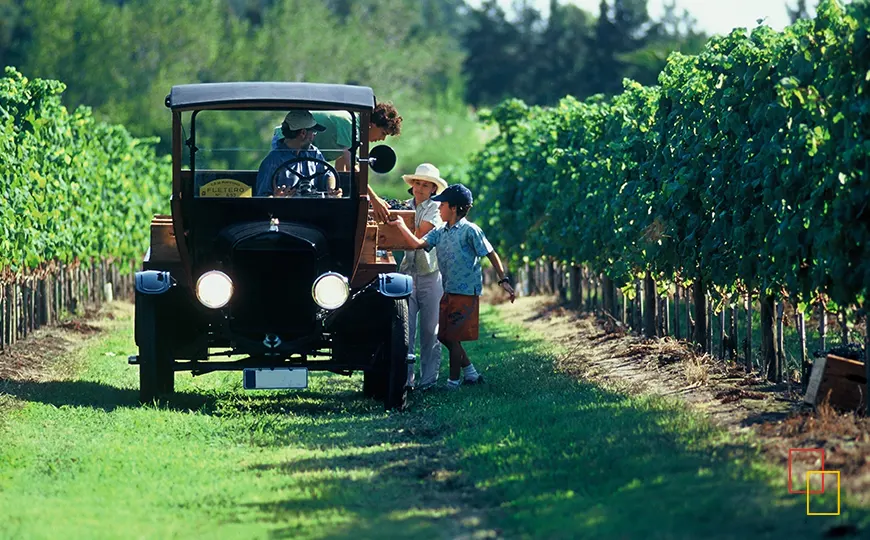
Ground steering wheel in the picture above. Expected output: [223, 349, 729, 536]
[270, 156, 340, 197]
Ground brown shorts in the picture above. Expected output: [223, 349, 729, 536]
[438, 293, 479, 342]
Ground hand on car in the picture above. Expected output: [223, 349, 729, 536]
[327, 187, 343, 198]
[386, 215, 409, 230]
[371, 196, 390, 223]
[274, 185, 297, 198]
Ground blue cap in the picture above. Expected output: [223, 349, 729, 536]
[431, 183, 473, 206]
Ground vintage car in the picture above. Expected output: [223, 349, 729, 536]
[129, 82, 417, 410]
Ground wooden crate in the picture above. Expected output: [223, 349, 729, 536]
[360, 224, 378, 264]
[375, 210, 415, 250]
[804, 354, 868, 412]
[149, 215, 179, 262]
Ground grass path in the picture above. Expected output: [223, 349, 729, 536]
[0, 302, 865, 539]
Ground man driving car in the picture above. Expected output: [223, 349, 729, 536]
[255, 110, 340, 198]
[268, 103, 402, 218]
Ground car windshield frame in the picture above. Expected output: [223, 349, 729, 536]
[182, 107, 362, 200]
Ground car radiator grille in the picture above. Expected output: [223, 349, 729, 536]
[228, 250, 318, 337]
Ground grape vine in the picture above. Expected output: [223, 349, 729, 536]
[0, 67, 170, 278]
[453, 0, 869, 309]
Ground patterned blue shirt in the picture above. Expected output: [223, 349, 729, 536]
[423, 218, 493, 295]
[255, 145, 327, 197]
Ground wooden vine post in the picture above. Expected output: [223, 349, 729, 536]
[819, 301, 827, 353]
[662, 292, 670, 336]
[686, 284, 693, 343]
[865, 304, 869, 416]
[570, 265, 582, 308]
[635, 280, 642, 332]
[693, 281, 707, 353]
[840, 309, 849, 345]
[761, 294, 777, 382]
[526, 261, 535, 297]
[745, 293, 753, 372]
[547, 258, 556, 295]
[605, 276, 617, 321]
[643, 271, 656, 338]
[705, 293, 712, 355]
[797, 307, 808, 390]
[730, 304, 738, 361]
[776, 301, 785, 384]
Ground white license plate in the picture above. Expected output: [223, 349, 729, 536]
[243, 368, 308, 390]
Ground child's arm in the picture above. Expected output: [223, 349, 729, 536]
[415, 221, 435, 239]
[486, 250, 516, 303]
[387, 216, 430, 250]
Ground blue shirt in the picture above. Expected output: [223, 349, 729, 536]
[255, 145, 328, 197]
[423, 218, 493, 295]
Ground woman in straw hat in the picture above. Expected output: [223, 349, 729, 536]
[400, 163, 448, 391]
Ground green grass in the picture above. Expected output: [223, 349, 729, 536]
[0, 303, 866, 539]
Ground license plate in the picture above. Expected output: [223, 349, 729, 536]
[243, 368, 308, 390]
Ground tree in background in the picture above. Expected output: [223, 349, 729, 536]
[582, 0, 627, 97]
[462, 0, 524, 106]
[1, 0, 477, 190]
[1, 0, 714, 188]
[787, 0, 812, 23]
[0, 0, 27, 69]
[532, 0, 592, 104]
[462, 0, 706, 106]
[618, 0, 707, 88]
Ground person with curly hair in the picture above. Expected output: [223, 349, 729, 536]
[271, 102, 403, 221]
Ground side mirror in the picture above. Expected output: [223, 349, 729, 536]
[366, 145, 397, 174]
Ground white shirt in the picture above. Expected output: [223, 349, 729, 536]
[399, 198, 442, 276]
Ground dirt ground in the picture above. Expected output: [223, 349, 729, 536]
[0, 303, 125, 399]
[489, 294, 870, 507]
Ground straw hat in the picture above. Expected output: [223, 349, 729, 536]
[402, 163, 448, 194]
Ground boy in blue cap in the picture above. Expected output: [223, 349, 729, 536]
[388, 183, 516, 390]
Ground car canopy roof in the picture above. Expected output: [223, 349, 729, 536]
[165, 82, 375, 111]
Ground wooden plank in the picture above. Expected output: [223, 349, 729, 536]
[351, 252, 397, 288]
[804, 354, 868, 412]
[150, 216, 180, 262]
[369, 210, 414, 249]
[373, 210, 415, 250]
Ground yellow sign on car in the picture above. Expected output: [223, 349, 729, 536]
[200, 179, 252, 198]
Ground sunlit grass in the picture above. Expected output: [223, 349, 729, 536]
[0, 303, 867, 539]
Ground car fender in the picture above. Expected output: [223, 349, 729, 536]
[135, 270, 176, 295]
[321, 273, 411, 336]
[377, 273, 412, 299]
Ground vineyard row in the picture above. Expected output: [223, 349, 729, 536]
[462, 1, 869, 411]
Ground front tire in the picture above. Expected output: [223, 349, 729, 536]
[363, 368, 387, 401]
[136, 295, 174, 403]
[383, 299, 410, 411]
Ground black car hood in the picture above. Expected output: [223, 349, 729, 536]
[214, 221, 329, 257]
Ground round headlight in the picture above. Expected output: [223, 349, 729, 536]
[196, 270, 233, 309]
[312, 272, 349, 310]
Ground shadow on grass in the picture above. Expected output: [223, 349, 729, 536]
[3, 304, 867, 539]
[0, 376, 387, 418]
[208, 305, 870, 538]
[0, 378, 217, 413]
